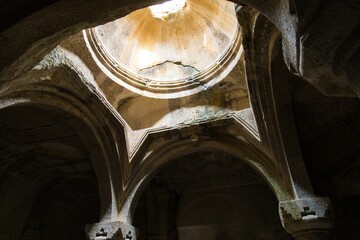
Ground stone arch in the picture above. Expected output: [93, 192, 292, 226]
[0, 88, 121, 222]
[238, 8, 316, 199]
[118, 133, 293, 224]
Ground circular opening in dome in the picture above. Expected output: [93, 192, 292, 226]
[150, 0, 186, 20]
[84, 0, 242, 99]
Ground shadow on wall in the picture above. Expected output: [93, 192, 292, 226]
[0, 106, 101, 240]
[133, 151, 293, 240]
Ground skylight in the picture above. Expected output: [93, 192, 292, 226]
[149, 0, 186, 20]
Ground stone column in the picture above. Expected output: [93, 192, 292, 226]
[85, 221, 137, 240]
[279, 197, 334, 240]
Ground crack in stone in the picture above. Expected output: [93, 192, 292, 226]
[138, 60, 200, 74]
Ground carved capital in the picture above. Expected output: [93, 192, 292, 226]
[85, 221, 137, 240]
[279, 197, 334, 236]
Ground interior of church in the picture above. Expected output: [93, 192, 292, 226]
[0, 0, 359, 239]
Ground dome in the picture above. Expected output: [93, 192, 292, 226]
[84, 0, 241, 98]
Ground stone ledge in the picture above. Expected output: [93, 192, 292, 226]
[279, 197, 334, 234]
[85, 221, 137, 240]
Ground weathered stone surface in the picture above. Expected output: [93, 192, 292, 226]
[0, 0, 359, 239]
[1, 0, 359, 97]
[279, 197, 334, 238]
[85, 222, 137, 240]
[85, 221, 137, 240]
